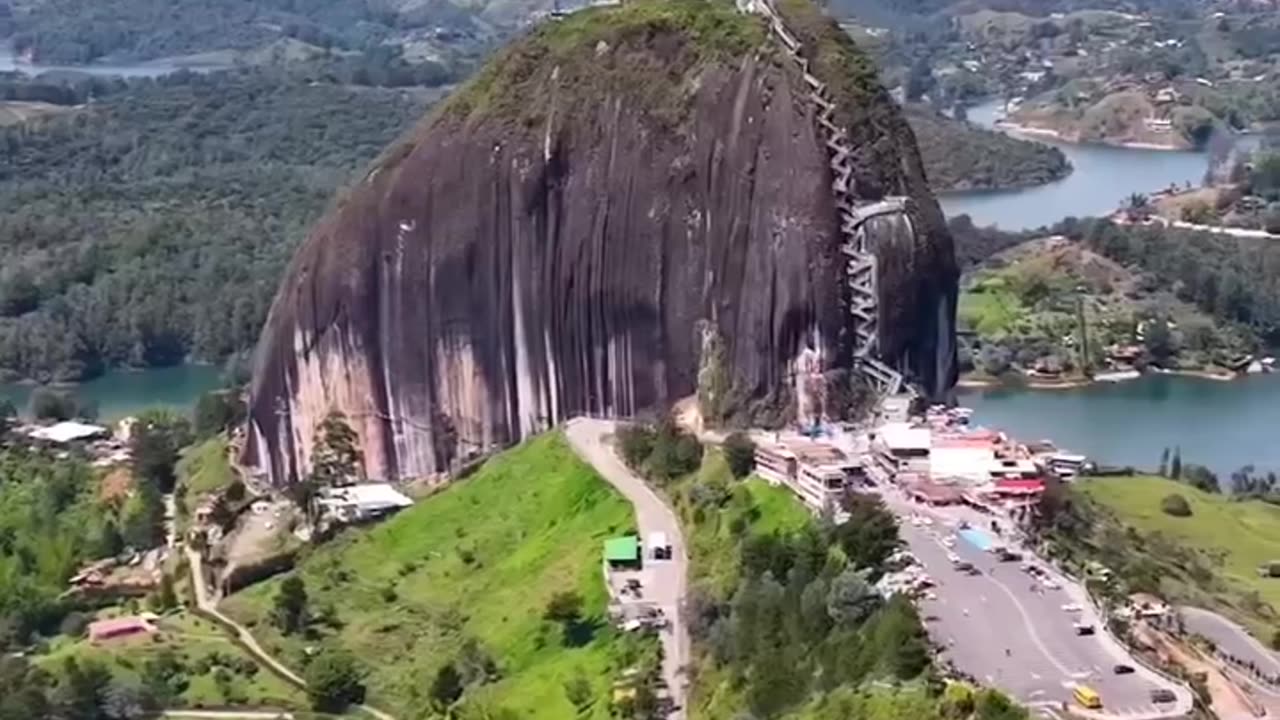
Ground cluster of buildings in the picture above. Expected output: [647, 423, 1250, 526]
[871, 405, 1088, 512]
[751, 403, 1091, 521]
[12, 418, 135, 468]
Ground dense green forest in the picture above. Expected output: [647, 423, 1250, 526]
[0, 69, 436, 382]
[3, 0, 492, 64]
[906, 105, 1071, 192]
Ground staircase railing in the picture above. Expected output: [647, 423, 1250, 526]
[749, 0, 914, 399]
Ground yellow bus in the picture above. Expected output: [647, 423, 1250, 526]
[1073, 685, 1102, 709]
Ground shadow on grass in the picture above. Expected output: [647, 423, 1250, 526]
[564, 617, 604, 647]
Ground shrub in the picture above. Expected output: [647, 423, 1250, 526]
[1160, 493, 1192, 517]
[723, 432, 756, 479]
[59, 612, 89, 637]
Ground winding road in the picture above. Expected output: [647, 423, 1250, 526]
[565, 418, 690, 719]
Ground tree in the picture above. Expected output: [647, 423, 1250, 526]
[723, 432, 756, 479]
[1144, 318, 1175, 364]
[310, 411, 363, 486]
[1169, 446, 1182, 479]
[1269, 629, 1280, 651]
[150, 573, 178, 612]
[303, 648, 365, 712]
[193, 391, 242, 438]
[1183, 464, 1220, 494]
[131, 418, 183, 493]
[1157, 447, 1170, 477]
[273, 576, 309, 635]
[28, 387, 78, 422]
[1160, 493, 1192, 517]
[616, 424, 656, 471]
[835, 493, 900, 571]
[825, 567, 879, 627]
[428, 662, 464, 711]
[0, 398, 16, 433]
[121, 480, 165, 549]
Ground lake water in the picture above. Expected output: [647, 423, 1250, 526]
[0, 365, 223, 422]
[0, 49, 226, 78]
[961, 373, 1280, 480]
[937, 100, 1212, 230]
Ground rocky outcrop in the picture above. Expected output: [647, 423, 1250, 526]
[245, 0, 958, 485]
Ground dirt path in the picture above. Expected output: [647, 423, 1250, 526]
[185, 546, 396, 720]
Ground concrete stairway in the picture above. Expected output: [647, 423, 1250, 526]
[749, 0, 913, 398]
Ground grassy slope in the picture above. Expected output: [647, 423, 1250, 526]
[39, 612, 303, 709]
[179, 437, 234, 495]
[222, 431, 641, 717]
[1076, 475, 1280, 633]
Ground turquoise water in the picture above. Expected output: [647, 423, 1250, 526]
[0, 365, 223, 422]
[962, 373, 1280, 480]
[938, 100, 1212, 230]
[959, 527, 996, 551]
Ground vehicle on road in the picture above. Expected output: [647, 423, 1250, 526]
[1150, 688, 1176, 703]
[1073, 622, 1096, 636]
[996, 549, 1022, 562]
[966, 566, 982, 576]
[1073, 685, 1102, 709]
[649, 532, 671, 561]
[1041, 578, 1060, 589]
[1113, 664, 1134, 675]
[1061, 603, 1083, 613]
[954, 560, 975, 572]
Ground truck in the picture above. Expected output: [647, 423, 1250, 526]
[648, 532, 671, 561]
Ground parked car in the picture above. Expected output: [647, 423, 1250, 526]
[1061, 603, 1083, 613]
[1113, 664, 1135, 675]
[1074, 623, 1096, 636]
[1150, 688, 1176, 703]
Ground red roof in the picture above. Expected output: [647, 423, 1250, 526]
[88, 617, 153, 642]
[994, 478, 1045, 494]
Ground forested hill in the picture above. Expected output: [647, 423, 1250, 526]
[0, 70, 437, 383]
[3, 0, 497, 64]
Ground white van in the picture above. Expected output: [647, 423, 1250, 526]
[649, 532, 671, 561]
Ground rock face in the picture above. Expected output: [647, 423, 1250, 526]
[245, 0, 958, 485]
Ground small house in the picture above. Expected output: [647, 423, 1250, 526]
[87, 616, 156, 643]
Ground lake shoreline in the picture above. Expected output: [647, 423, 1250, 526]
[993, 120, 1187, 152]
[959, 367, 1245, 392]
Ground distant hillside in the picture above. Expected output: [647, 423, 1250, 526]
[5, 0, 503, 63]
[905, 104, 1072, 191]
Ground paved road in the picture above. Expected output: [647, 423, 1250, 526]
[879, 490, 1192, 718]
[565, 418, 690, 719]
[1181, 607, 1280, 676]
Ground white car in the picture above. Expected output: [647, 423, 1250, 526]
[942, 537, 956, 548]
[1041, 578, 1061, 590]
[1061, 603, 1083, 613]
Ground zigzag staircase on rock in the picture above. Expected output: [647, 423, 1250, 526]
[746, 0, 914, 397]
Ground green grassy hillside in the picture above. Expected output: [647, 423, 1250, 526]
[39, 612, 304, 710]
[222, 431, 644, 717]
[1071, 475, 1280, 634]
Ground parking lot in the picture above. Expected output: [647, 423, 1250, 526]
[881, 490, 1190, 718]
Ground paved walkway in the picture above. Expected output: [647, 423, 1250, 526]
[565, 418, 690, 720]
